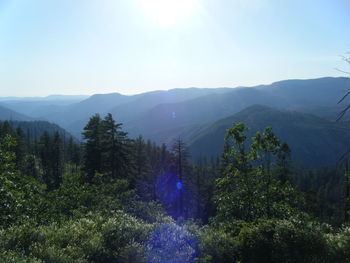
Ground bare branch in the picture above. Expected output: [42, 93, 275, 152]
[338, 149, 350, 163]
[336, 54, 350, 121]
[337, 104, 350, 121]
[335, 68, 350, 75]
[338, 91, 350, 104]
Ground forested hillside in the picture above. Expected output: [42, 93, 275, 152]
[187, 105, 350, 167]
[0, 105, 32, 121]
[2, 77, 348, 142]
[1, 112, 350, 262]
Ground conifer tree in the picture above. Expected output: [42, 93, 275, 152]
[133, 136, 153, 200]
[101, 113, 129, 179]
[82, 114, 103, 182]
[51, 131, 64, 189]
[172, 138, 190, 218]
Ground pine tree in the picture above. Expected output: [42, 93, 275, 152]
[38, 131, 63, 190]
[101, 113, 130, 179]
[172, 138, 190, 218]
[51, 132, 63, 189]
[39, 131, 52, 188]
[133, 136, 153, 200]
[67, 136, 81, 173]
[82, 114, 103, 182]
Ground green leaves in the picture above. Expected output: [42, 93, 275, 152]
[0, 135, 42, 228]
[215, 122, 302, 223]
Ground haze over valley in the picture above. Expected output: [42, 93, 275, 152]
[2, 0, 350, 262]
[1, 76, 349, 167]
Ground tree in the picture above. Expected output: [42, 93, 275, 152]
[38, 131, 63, 190]
[337, 54, 350, 120]
[192, 157, 216, 222]
[172, 138, 191, 218]
[67, 136, 81, 173]
[101, 113, 130, 179]
[133, 136, 153, 200]
[82, 113, 131, 183]
[82, 114, 103, 182]
[0, 135, 40, 227]
[51, 131, 64, 189]
[215, 123, 301, 223]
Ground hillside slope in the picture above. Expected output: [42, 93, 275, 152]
[0, 105, 33, 121]
[188, 105, 350, 167]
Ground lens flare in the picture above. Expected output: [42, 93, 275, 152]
[176, 181, 183, 190]
[147, 223, 197, 262]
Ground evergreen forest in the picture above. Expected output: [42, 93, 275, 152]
[2, 111, 350, 263]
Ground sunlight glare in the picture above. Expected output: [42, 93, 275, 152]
[138, 0, 197, 27]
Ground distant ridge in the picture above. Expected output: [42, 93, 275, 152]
[7, 120, 75, 142]
[187, 105, 350, 167]
[0, 94, 89, 101]
[2, 77, 349, 151]
[0, 105, 33, 121]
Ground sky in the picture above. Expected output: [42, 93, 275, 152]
[0, 0, 350, 96]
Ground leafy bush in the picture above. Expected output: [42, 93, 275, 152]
[326, 225, 350, 262]
[197, 225, 240, 263]
[0, 211, 152, 263]
[0, 250, 40, 263]
[146, 223, 197, 263]
[238, 219, 329, 263]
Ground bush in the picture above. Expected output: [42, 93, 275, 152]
[197, 225, 240, 263]
[0, 249, 41, 263]
[326, 225, 350, 262]
[0, 211, 152, 263]
[238, 219, 329, 263]
[146, 223, 197, 263]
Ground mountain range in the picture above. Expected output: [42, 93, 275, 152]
[187, 105, 350, 167]
[1, 77, 349, 167]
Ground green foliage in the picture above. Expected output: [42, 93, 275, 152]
[326, 225, 350, 262]
[2, 113, 350, 262]
[215, 123, 302, 222]
[146, 223, 197, 263]
[0, 135, 42, 228]
[238, 219, 330, 263]
[197, 225, 240, 263]
[40, 173, 135, 223]
[0, 211, 152, 263]
[0, 249, 41, 263]
[82, 113, 132, 183]
[38, 131, 64, 190]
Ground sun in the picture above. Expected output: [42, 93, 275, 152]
[138, 0, 197, 27]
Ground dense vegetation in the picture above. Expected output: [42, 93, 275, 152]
[1, 113, 350, 262]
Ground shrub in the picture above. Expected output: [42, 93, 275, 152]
[326, 225, 350, 262]
[0, 211, 152, 263]
[197, 225, 240, 263]
[146, 223, 197, 263]
[238, 219, 329, 263]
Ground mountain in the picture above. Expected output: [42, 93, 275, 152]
[109, 87, 233, 122]
[187, 105, 350, 167]
[7, 120, 75, 142]
[0, 95, 88, 101]
[0, 105, 33, 121]
[124, 77, 349, 144]
[125, 87, 288, 140]
[52, 88, 234, 138]
[0, 95, 89, 118]
[42, 93, 135, 129]
[0, 105, 74, 142]
[255, 77, 349, 109]
[6, 77, 349, 145]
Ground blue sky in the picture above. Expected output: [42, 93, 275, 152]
[0, 0, 349, 96]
